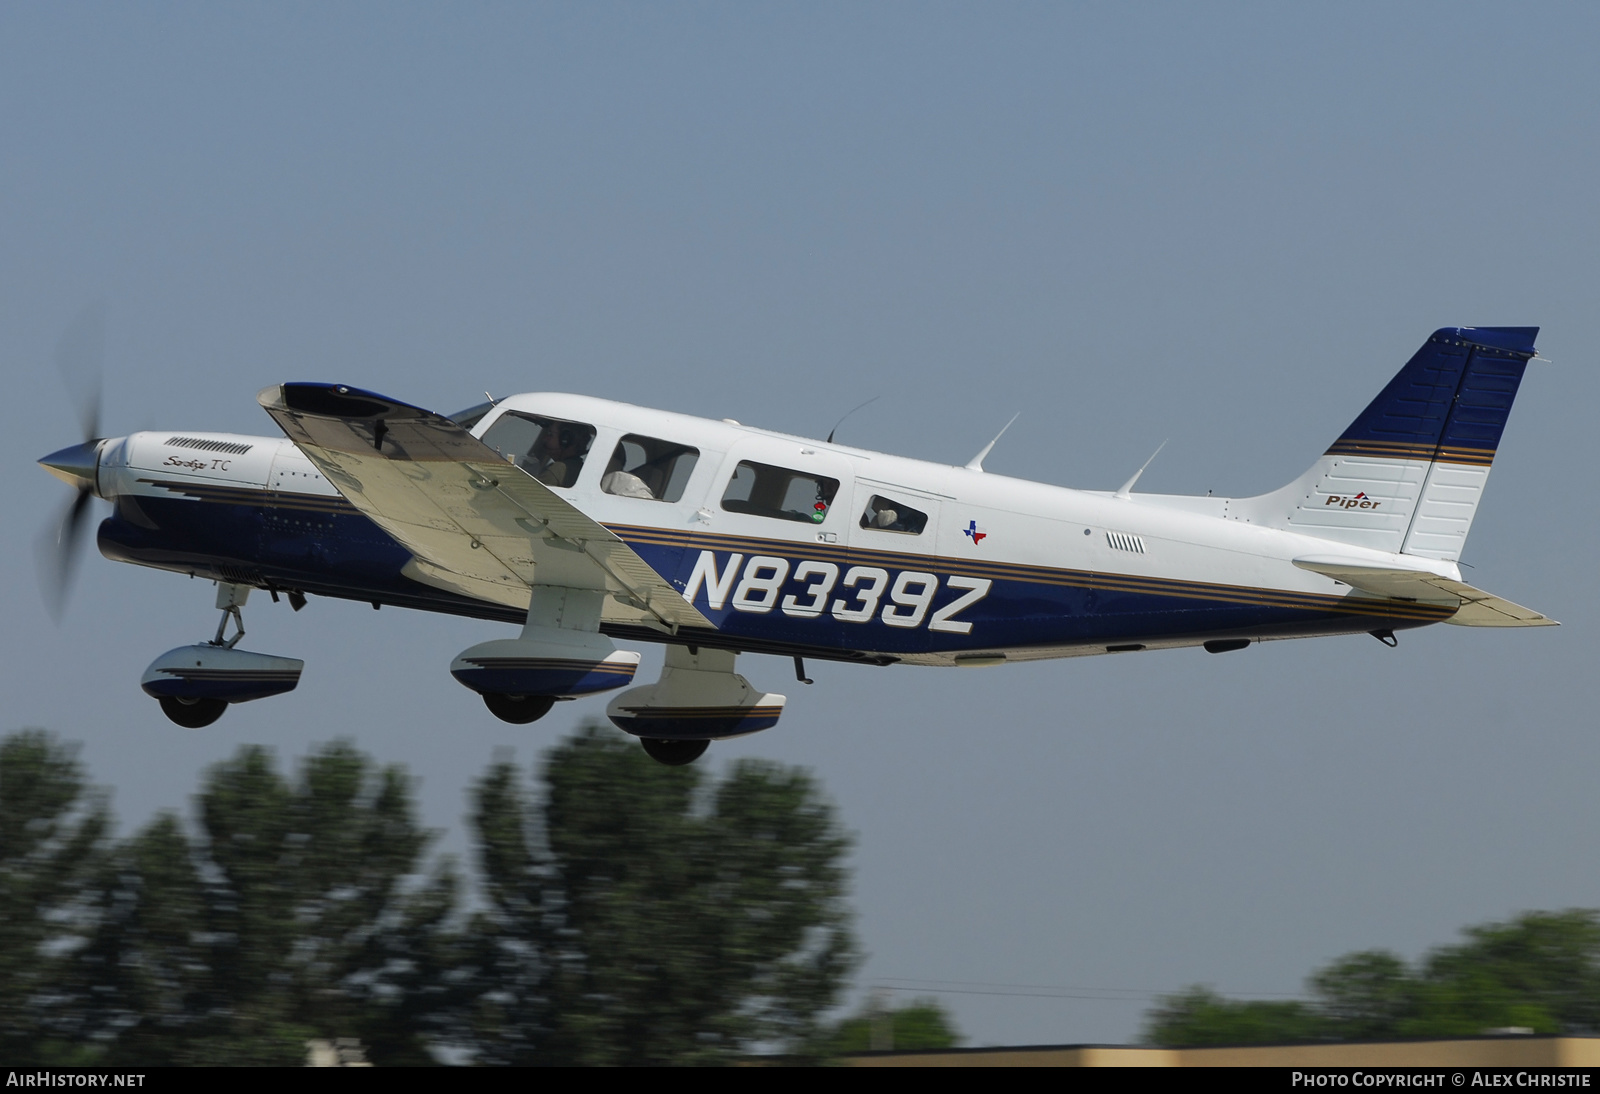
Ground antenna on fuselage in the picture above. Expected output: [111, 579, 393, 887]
[1114, 439, 1168, 499]
[826, 395, 880, 445]
[964, 413, 1020, 472]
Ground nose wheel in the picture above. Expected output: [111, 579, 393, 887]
[158, 695, 227, 729]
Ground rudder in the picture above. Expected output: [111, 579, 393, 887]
[1233, 327, 1537, 560]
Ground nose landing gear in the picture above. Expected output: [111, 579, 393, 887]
[141, 583, 304, 729]
[157, 695, 228, 729]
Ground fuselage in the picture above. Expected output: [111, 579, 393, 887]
[92, 392, 1459, 666]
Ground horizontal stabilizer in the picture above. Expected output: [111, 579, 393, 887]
[1292, 557, 1556, 628]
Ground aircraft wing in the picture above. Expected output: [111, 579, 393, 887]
[257, 383, 712, 632]
[1292, 557, 1556, 627]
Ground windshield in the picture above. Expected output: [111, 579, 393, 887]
[449, 401, 495, 432]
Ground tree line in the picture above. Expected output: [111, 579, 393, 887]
[1146, 910, 1600, 1046]
[0, 725, 875, 1065]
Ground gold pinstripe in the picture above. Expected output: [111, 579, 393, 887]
[120, 484, 1457, 624]
[136, 478, 361, 514]
[605, 524, 1458, 623]
[615, 706, 785, 719]
[464, 658, 636, 676]
[1322, 440, 1497, 467]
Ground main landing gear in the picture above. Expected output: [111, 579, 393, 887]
[452, 588, 791, 767]
[140, 583, 304, 729]
[481, 693, 557, 724]
[607, 646, 786, 766]
[638, 737, 710, 766]
[451, 586, 640, 726]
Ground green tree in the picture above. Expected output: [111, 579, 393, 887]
[1310, 950, 1415, 1041]
[1399, 911, 1600, 1038]
[1144, 987, 1325, 1047]
[824, 996, 962, 1054]
[457, 759, 556, 1066]
[467, 725, 858, 1065]
[66, 741, 459, 1065]
[1146, 910, 1600, 1046]
[0, 731, 109, 1064]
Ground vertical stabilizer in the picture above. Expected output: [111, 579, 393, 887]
[1230, 327, 1536, 560]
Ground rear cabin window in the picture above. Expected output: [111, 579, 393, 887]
[601, 435, 700, 502]
[859, 494, 929, 535]
[481, 411, 596, 489]
[721, 461, 839, 524]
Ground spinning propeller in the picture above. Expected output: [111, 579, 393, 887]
[37, 302, 109, 618]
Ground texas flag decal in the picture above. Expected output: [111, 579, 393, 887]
[964, 519, 987, 544]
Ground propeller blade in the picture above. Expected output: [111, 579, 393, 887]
[37, 486, 95, 620]
[40, 301, 111, 618]
[55, 300, 105, 443]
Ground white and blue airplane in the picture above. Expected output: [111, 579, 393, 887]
[39, 326, 1553, 764]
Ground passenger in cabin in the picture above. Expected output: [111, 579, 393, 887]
[600, 450, 655, 499]
[600, 435, 701, 502]
[859, 494, 928, 534]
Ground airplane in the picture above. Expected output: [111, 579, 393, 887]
[38, 326, 1554, 765]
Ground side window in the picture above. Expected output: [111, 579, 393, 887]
[601, 435, 700, 502]
[859, 494, 928, 535]
[480, 411, 597, 488]
[721, 461, 839, 524]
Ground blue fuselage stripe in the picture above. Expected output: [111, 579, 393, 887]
[99, 492, 1447, 658]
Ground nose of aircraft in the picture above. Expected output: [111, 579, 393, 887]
[39, 439, 104, 492]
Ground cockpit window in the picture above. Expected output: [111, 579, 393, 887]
[481, 411, 597, 488]
[449, 401, 495, 431]
[859, 494, 928, 535]
[721, 461, 839, 524]
[601, 435, 700, 502]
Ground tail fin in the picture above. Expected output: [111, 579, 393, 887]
[1233, 327, 1537, 560]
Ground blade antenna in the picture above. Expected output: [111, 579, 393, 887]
[827, 396, 880, 444]
[1115, 439, 1168, 499]
[965, 413, 1020, 472]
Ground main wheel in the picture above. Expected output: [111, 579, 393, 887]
[158, 695, 227, 729]
[640, 737, 710, 766]
[482, 693, 556, 724]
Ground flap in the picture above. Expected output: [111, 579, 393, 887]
[258, 383, 712, 632]
[1292, 557, 1556, 628]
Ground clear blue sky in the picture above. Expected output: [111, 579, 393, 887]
[5, 3, 1598, 1044]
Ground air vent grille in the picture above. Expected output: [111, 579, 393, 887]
[166, 436, 253, 455]
[1106, 531, 1146, 554]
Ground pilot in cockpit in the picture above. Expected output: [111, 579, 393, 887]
[529, 423, 588, 487]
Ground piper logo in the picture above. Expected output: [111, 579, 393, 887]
[1325, 492, 1381, 510]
